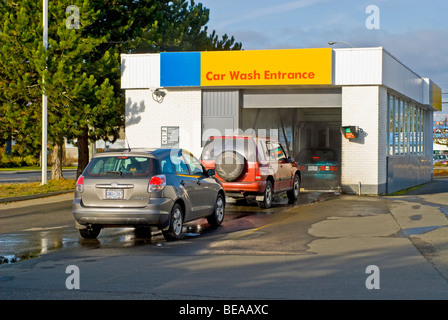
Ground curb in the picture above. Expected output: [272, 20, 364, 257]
[0, 190, 74, 204]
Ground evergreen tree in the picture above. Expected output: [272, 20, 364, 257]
[130, 0, 242, 53]
[0, 1, 42, 160]
[37, 0, 121, 179]
[0, 0, 242, 179]
[0, 0, 121, 179]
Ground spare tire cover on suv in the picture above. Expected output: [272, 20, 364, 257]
[215, 151, 246, 181]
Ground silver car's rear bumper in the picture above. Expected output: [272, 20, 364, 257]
[72, 197, 173, 229]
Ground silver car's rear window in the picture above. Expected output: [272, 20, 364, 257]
[84, 156, 158, 177]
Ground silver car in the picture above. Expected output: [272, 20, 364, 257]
[72, 148, 225, 241]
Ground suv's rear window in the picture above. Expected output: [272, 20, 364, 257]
[84, 156, 158, 177]
[201, 137, 257, 162]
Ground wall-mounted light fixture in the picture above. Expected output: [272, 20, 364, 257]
[149, 87, 167, 103]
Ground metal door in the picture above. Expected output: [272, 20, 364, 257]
[202, 90, 239, 144]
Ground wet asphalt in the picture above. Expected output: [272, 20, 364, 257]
[0, 191, 333, 263]
[1, 179, 448, 299]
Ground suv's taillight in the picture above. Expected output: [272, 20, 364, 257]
[255, 163, 261, 181]
[148, 174, 166, 192]
[75, 175, 84, 193]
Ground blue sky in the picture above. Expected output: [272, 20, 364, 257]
[200, 0, 448, 109]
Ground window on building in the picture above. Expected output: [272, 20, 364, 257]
[387, 93, 425, 156]
[388, 94, 394, 155]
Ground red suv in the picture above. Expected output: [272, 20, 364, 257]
[201, 135, 301, 208]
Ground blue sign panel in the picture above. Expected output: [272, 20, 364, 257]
[160, 52, 201, 87]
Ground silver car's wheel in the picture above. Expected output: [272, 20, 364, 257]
[134, 227, 152, 239]
[79, 225, 101, 239]
[207, 193, 225, 228]
[163, 203, 184, 241]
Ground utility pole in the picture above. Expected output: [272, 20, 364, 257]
[42, 0, 48, 185]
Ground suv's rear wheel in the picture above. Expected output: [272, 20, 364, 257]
[215, 151, 246, 181]
[287, 174, 300, 202]
[258, 180, 273, 209]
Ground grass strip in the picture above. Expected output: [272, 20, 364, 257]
[0, 179, 75, 198]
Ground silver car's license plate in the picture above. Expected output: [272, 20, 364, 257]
[106, 189, 124, 200]
[308, 165, 318, 171]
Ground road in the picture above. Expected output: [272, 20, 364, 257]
[1, 182, 448, 306]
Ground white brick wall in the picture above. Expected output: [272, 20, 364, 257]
[341, 86, 387, 193]
[125, 88, 203, 157]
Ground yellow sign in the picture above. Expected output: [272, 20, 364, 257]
[201, 48, 332, 86]
[432, 82, 442, 111]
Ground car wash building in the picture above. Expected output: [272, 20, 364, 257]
[120, 47, 442, 195]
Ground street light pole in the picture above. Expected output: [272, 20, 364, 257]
[42, 0, 48, 185]
[328, 41, 355, 48]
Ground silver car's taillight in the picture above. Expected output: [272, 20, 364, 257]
[148, 174, 166, 192]
[75, 175, 84, 193]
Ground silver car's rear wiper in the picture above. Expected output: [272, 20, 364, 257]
[105, 171, 123, 176]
